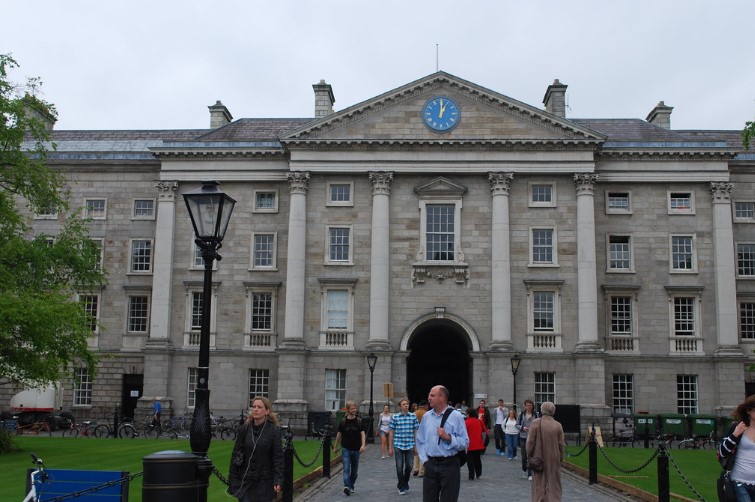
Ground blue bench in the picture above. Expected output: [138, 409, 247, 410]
[26, 469, 129, 501]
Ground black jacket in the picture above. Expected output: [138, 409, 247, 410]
[228, 420, 284, 500]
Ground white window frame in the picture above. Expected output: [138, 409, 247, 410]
[132, 198, 156, 220]
[34, 203, 58, 220]
[243, 282, 279, 349]
[529, 227, 558, 267]
[603, 286, 641, 352]
[419, 200, 463, 264]
[319, 279, 356, 350]
[534, 372, 555, 412]
[326, 181, 354, 207]
[251, 232, 278, 270]
[187, 367, 198, 408]
[605, 190, 632, 214]
[529, 182, 556, 208]
[676, 375, 698, 415]
[612, 374, 634, 415]
[253, 190, 278, 213]
[325, 368, 347, 411]
[669, 234, 697, 273]
[734, 201, 755, 223]
[91, 238, 104, 271]
[78, 293, 101, 336]
[127, 293, 150, 334]
[739, 300, 755, 341]
[183, 282, 218, 348]
[129, 239, 153, 274]
[325, 225, 353, 265]
[73, 367, 92, 407]
[737, 242, 755, 278]
[525, 280, 563, 352]
[668, 190, 695, 215]
[607, 234, 634, 272]
[84, 198, 107, 220]
[249, 369, 271, 403]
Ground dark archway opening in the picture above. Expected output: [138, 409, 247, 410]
[406, 319, 471, 406]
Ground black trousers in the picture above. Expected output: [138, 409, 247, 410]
[494, 424, 504, 451]
[422, 457, 461, 502]
[466, 450, 482, 479]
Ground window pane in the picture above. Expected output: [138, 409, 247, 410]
[608, 192, 630, 211]
[254, 234, 275, 267]
[534, 372, 555, 411]
[735, 202, 755, 219]
[327, 290, 348, 330]
[738, 243, 755, 276]
[330, 184, 351, 202]
[80, 294, 99, 332]
[533, 292, 554, 331]
[532, 229, 553, 263]
[128, 296, 149, 332]
[612, 374, 634, 414]
[329, 228, 350, 262]
[532, 185, 552, 203]
[426, 204, 455, 261]
[609, 236, 631, 269]
[133, 199, 154, 217]
[187, 368, 198, 408]
[670, 193, 692, 211]
[325, 369, 346, 411]
[252, 293, 272, 331]
[73, 367, 92, 406]
[256, 192, 276, 210]
[85, 199, 106, 218]
[741, 302, 755, 339]
[191, 292, 203, 330]
[249, 369, 270, 402]
[674, 297, 695, 336]
[131, 240, 152, 272]
[671, 236, 693, 270]
[611, 296, 632, 335]
[676, 375, 698, 414]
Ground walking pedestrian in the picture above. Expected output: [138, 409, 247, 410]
[503, 408, 520, 460]
[464, 407, 485, 480]
[517, 399, 540, 479]
[526, 401, 565, 502]
[379, 404, 392, 459]
[333, 401, 366, 496]
[494, 399, 508, 455]
[388, 398, 419, 495]
[413, 400, 429, 478]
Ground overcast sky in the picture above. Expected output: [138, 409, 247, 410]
[4, 0, 755, 132]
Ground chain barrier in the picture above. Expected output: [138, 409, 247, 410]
[565, 441, 590, 458]
[213, 465, 230, 486]
[598, 444, 659, 474]
[43, 471, 144, 502]
[665, 449, 707, 502]
[292, 432, 326, 468]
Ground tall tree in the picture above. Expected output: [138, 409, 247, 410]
[0, 54, 106, 387]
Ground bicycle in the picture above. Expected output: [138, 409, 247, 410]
[16, 419, 52, 437]
[678, 431, 717, 449]
[22, 453, 47, 502]
[61, 419, 104, 438]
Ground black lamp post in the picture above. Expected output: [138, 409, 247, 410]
[366, 353, 378, 444]
[183, 180, 236, 459]
[510, 353, 521, 412]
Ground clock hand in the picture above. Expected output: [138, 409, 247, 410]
[439, 99, 446, 118]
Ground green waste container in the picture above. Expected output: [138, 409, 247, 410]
[632, 414, 656, 439]
[658, 414, 687, 437]
[689, 415, 716, 436]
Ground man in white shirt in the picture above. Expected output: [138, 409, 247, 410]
[493, 399, 508, 456]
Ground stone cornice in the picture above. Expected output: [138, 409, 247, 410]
[598, 149, 737, 161]
[283, 138, 603, 152]
[150, 149, 286, 160]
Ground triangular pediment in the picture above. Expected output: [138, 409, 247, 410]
[281, 72, 605, 146]
[414, 177, 467, 198]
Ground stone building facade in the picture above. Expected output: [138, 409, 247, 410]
[6, 72, 754, 434]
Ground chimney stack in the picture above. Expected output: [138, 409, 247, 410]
[313, 80, 335, 118]
[208, 101, 232, 128]
[543, 79, 568, 118]
[646, 101, 673, 129]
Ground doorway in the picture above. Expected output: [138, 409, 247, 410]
[406, 319, 471, 406]
[121, 374, 143, 420]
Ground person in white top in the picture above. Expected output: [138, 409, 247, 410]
[493, 399, 508, 456]
[379, 404, 392, 459]
[503, 408, 521, 459]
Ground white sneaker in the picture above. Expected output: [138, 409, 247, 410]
[528, 475, 533, 481]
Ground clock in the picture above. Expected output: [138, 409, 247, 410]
[423, 96, 460, 132]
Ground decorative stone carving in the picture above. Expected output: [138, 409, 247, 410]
[709, 182, 734, 203]
[154, 180, 178, 201]
[369, 171, 393, 195]
[573, 173, 599, 195]
[286, 171, 310, 194]
[488, 172, 514, 195]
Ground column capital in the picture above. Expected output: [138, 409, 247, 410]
[709, 182, 734, 203]
[488, 172, 514, 196]
[574, 173, 599, 195]
[369, 171, 393, 196]
[154, 180, 178, 201]
[286, 171, 311, 194]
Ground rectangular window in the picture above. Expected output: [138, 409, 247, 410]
[426, 204, 455, 261]
[328, 227, 351, 263]
[738, 243, 755, 277]
[251, 292, 272, 331]
[328, 183, 352, 205]
[191, 292, 203, 331]
[606, 191, 631, 213]
[668, 191, 694, 214]
[740, 302, 755, 340]
[130, 239, 152, 273]
[673, 297, 696, 337]
[325, 369, 347, 411]
[133, 199, 155, 219]
[128, 295, 149, 333]
[735, 201, 755, 222]
[610, 296, 632, 335]
[34, 203, 58, 219]
[608, 235, 632, 270]
[253, 234, 276, 268]
[676, 375, 698, 414]
[327, 290, 349, 330]
[254, 191, 277, 212]
[73, 367, 92, 406]
[530, 184, 554, 205]
[531, 228, 554, 264]
[187, 368, 198, 408]
[91, 238, 104, 271]
[612, 374, 634, 415]
[534, 372, 555, 412]
[84, 198, 107, 219]
[80, 294, 99, 333]
[533, 291, 555, 332]
[671, 235, 695, 271]
[249, 369, 270, 402]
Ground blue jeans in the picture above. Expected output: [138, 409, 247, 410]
[341, 448, 360, 490]
[505, 434, 518, 458]
[734, 481, 755, 501]
[394, 448, 413, 490]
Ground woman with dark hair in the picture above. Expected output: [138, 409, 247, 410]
[464, 407, 485, 480]
[228, 397, 284, 502]
[719, 394, 755, 501]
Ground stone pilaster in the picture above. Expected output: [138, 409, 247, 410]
[573, 174, 602, 352]
[367, 172, 393, 351]
[488, 172, 514, 352]
[281, 171, 310, 349]
[149, 181, 178, 344]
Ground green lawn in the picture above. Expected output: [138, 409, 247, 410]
[563, 443, 720, 501]
[1, 436, 328, 501]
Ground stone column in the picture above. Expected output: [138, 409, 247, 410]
[148, 181, 178, 344]
[710, 182, 742, 353]
[281, 172, 310, 348]
[574, 174, 601, 352]
[367, 172, 393, 351]
[489, 172, 514, 352]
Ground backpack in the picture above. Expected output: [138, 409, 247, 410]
[439, 408, 467, 467]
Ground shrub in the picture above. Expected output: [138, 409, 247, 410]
[0, 427, 18, 453]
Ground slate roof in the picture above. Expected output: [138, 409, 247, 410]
[195, 118, 313, 142]
[571, 118, 696, 142]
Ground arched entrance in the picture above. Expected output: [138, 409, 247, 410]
[406, 318, 471, 406]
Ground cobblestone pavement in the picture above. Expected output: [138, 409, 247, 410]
[296, 442, 639, 501]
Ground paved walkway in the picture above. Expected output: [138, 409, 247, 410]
[296, 442, 638, 501]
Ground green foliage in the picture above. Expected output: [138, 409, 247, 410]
[0, 54, 106, 387]
[744, 120, 755, 150]
[0, 427, 18, 453]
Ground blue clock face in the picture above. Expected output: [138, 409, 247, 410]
[423, 96, 460, 132]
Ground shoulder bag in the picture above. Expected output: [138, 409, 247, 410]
[717, 423, 740, 502]
[526, 420, 544, 472]
[439, 408, 467, 467]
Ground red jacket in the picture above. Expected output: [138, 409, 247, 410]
[465, 417, 486, 452]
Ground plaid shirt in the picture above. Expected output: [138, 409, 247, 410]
[389, 411, 419, 450]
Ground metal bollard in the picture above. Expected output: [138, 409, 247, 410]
[323, 424, 332, 478]
[113, 406, 119, 439]
[644, 420, 650, 449]
[588, 424, 597, 485]
[282, 426, 294, 502]
[657, 443, 670, 502]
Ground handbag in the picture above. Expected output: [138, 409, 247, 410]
[439, 408, 467, 467]
[717, 470, 736, 502]
[527, 419, 544, 472]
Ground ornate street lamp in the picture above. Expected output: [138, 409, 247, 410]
[183, 180, 236, 459]
[366, 353, 378, 445]
[510, 353, 521, 412]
